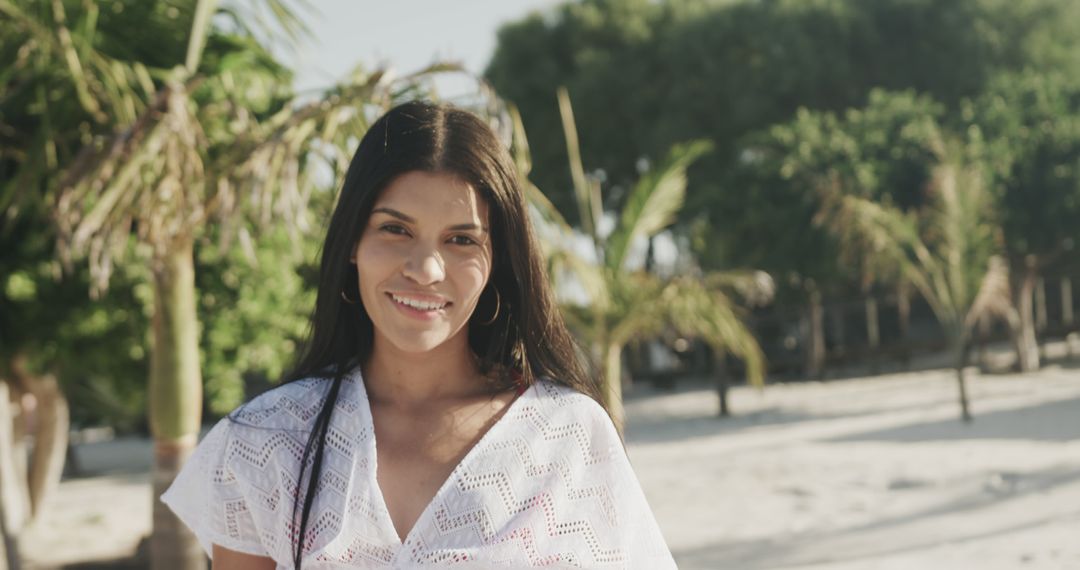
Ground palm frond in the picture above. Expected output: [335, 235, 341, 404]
[605, 140, 712, 273]
[0, 0, 147, 125]
[660, 277, 767, 387]
[702, 269, 776, 307]
[817, 135, 1005, 341]
[818, 189, 950, 324]
[548, 247, 610, 310]
[964, 255, 1016, 333]
[556, 86, 601, 243]
[607, 273, 668, 346]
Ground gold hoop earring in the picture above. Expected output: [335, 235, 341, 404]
[478, 287, 501, 325]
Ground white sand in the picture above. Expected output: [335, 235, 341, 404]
[19, 356, 1080, 569]
[627, 363, 1080, 569]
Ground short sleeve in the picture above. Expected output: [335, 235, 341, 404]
[582, 399, 678, 568]
[522, 382, 677, 568]
[160, 418, 269, 559]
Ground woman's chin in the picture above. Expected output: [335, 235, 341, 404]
[379, 327, 465, 356]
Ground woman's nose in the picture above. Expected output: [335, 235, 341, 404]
[402, 244, 445, 285]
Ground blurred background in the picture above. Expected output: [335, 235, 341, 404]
[2, 0, 1080, 568]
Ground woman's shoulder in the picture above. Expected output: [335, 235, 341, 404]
[532, 377, 600, 407]
[529, 378, 615, 432]
[227, 368, 363, 432]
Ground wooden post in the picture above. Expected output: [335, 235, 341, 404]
[865, 296, 880, 374]
[1064, 277, 1076, 360]
[897, 283, 912, 369]
[1035, 277, 1048, 333]
[1015, 260, 1041, 372]
[1036, 277, 1048, 360]
[804, 285, 826, 380]
[1063, 277, 1074, 327]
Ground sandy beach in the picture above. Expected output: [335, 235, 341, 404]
[18, 350, 1080, 569]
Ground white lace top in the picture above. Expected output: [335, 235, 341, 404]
[160, 368, 676, 568]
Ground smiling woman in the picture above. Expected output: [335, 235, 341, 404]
[355, 172, 493, 355]
[159, 101, 676, 568]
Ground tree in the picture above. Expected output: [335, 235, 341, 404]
[0, 0, 195, 552]
[516, 88, 771, 430]
[487, 1, 1080, 373]
[488, 0, 1080, 224]
[966, 71, 1080, 371]
[487, 0, 665, 222]
[1, 0, 417, 566]
[719, 89, 947, 375]
[815, 133, 1013, 421]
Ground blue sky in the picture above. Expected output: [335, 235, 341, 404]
[282, 0, 563, 93]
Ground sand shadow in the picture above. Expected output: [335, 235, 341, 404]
[675, 514, 1067, 569]
[59, 535, 149, 569]
[624, 407, 839, 444]
[624, 393, 981, 445]
[673, 463, 1080, 569]
[825, 396, 1080, 443]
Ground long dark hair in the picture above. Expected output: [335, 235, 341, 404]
[282, 101, 602, 567]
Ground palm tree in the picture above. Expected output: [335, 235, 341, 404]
[2, 1, 449, 567]
[512, 88, 772, 432]
[815, 135, 1015, 421]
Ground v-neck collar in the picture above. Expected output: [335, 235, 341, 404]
[351, 367, 533, 556]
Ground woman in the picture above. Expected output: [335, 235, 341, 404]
[162, 101, 676, 568]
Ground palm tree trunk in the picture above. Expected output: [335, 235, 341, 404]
[976, 317, 991, 370]
[0, 501, 15, 570]
[149, 237, 206, 570]
[954, 339, 973, 423]
[1015, 259, 1041, 372]
[24, 376, 67, 521]
[1063, 277, 1075, 328]
[897, 283, 912, 369]
[1063, 277, 1075, 360]
[603, 343, 625, 436]
[0, 381, 21, 570]
[1035, 277, 1048, 333]
[9, 355, 68, 523]
[714, 347, 730, 417]
[828, 305, 845, 359]
[803, 286, 826, 380]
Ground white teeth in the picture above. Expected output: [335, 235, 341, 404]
[391, 294, 446, 311]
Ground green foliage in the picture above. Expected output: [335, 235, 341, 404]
[797, 101, 1012, 342]
[720, 89, 945, 298]
[0, 0, 386, 434]
[488, 0, 667, 220]
[607, 140, 712, 272]
[196, 225, 318, 415]
[0, 0, 202, 431]
[966, 71, 1080, 261]
[0, 201, 151, 431]
[520, 93, 770, 426]
[487, 0, 1080, 292]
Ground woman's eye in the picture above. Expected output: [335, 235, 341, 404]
[449, 235, 479, 246]
[379, 224, 409, 236]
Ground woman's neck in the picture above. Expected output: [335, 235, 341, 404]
[362, 332, 490, 408]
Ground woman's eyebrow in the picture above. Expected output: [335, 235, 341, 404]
[448, 223, 488, 233]
[371, 207, 414, 222]
[372, 207, 487, 233]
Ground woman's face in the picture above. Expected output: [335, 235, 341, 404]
[352, 171, 494, 355]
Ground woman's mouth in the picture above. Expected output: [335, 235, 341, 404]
[387, 293, 450, 319]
